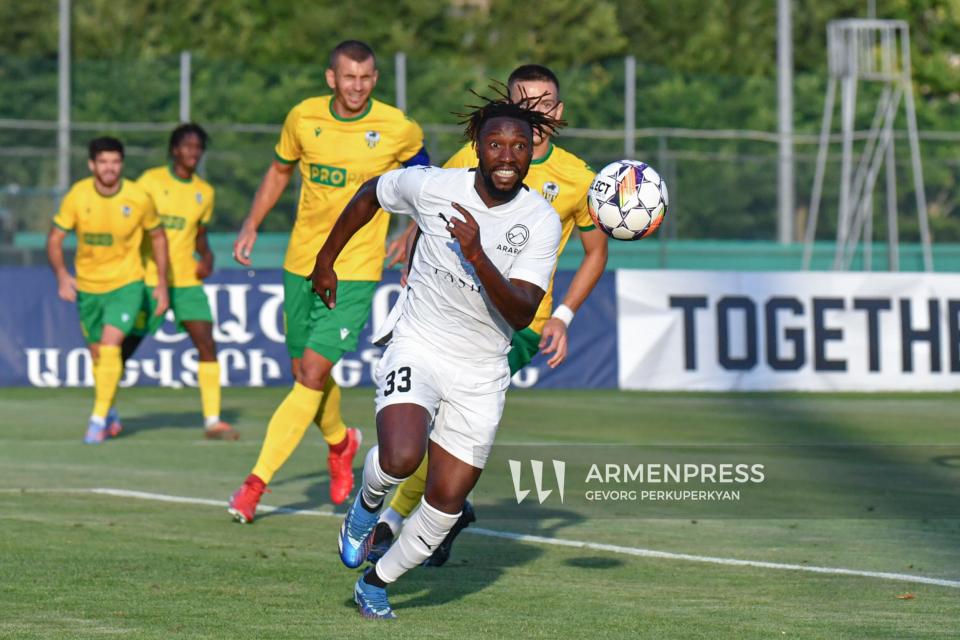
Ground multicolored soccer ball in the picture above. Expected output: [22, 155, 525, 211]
[587, 160, 668, 241]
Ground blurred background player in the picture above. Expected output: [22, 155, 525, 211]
[122, 123, 238, 440]
[319, 91, 563, 619]
[371, 64, 608, 565]
[46, 136, 170, 444]
[228, 40, 429, 522]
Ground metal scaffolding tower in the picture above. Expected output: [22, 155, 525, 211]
[802, 19, 933, 271]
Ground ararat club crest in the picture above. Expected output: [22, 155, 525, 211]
[365, 131, 381, 149]
[542, 181, 560, 203]
[506, 224, 529, 247]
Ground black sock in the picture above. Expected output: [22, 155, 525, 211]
[372, 521, 393, 544]
[360, 497, 382, 513]
[364, 568, 387, 588]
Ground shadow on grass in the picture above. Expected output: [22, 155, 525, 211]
[564, 556, 625, 570]
[257, 475, 337, 520]
[113, 408, 243, 437]
[331, 499, 587, 612]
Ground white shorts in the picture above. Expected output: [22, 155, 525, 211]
[374, 336, 510, 469]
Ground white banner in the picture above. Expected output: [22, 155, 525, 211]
[617, 270, 960, 391]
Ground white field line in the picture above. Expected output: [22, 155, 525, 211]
[6, 487, 960, 590]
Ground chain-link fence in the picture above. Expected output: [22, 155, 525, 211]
[2, 54, 959, 250]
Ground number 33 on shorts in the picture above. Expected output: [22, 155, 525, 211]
[383, 366, 411, 396]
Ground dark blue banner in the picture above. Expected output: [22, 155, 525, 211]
[0, 268, 617, 389]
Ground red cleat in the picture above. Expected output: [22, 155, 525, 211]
[228, 474, 267, 524]
[106, 408, 123, 438]
[328, 428, 362, 505]
[204, 421, 240, 441]
[107, 420, 123, 438]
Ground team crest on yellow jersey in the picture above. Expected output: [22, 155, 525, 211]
[542, 181, 560, 203]
[121, 205, 132, 217]
[365, 131, 381, 149]
[196, 192, 203, 204]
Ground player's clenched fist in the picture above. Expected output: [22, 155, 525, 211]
[310, 263, 338, 309]
[448, 202, 483, 262]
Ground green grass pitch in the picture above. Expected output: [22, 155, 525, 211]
[1, 387, 958, 639]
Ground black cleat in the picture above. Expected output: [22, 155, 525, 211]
[367, 522, 395, 564]
[423, 500, 476, 567]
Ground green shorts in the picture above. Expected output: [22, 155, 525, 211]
[508, 327, 541, 374]
[76, 280, 146, 344]
[282, 269, 376, 362]
[134, 285, 214, 336]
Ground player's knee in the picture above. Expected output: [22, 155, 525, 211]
[194, 336, 217, 361]
[378, 444, 423, 479]
[424, 483, 467, 514]
[298, 363, 329, 390]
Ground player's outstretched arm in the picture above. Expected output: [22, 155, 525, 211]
[148, 227, 170, 316]
[46, 226, 76, 302]
[310, 177, 383, 309]
[233, 160, 295, 266]
[448, 203, 544, 330]
[540, 227, 609, 367]
[561, 227, 608, 313]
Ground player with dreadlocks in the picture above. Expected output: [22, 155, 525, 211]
[309, 88, 565, 619]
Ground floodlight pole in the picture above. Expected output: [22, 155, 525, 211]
[179, 51, 191, 123]
[902, 36, 934, 270]
[395, 52, 407, 113]
[777, 0, 794, 244]
[57, 0, 71, 193]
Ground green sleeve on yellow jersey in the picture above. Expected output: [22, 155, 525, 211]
[135, 172, 155, 207]
[52, 187, 78, 231]
[140, 191, 161, 231]
[573, 161, 597, 230]
[200, 187, 215, 226]
[275, 104, 303, 164]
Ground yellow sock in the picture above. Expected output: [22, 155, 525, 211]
[390, 454, 429, 517]
[197, 361, 222, 424]
[314, 377, 347, 445]
[252, 382, 323, 484]
[92, 345, 122, 419]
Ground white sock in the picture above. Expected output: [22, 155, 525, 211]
[374, 499, 460, 584]
[204, 416, 221, 428]
[378, 506, 405, 535]
[89, 415, 106, 426]
[361, 446, 404, 510]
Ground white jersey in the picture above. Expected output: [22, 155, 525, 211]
[375, 166, 561, 361]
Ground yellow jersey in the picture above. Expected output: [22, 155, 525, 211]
[137, 165, 215, 287]
[275, 96, 425, 279]
[444, 142, 596, 333]
[53, 177, 160, 294]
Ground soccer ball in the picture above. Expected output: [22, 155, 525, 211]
[587, 160, 668, 241]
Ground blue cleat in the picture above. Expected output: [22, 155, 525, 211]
[338, 493, 381, 568]
[83, 418, 107, 445]
[354, 569, 397, 620]
[366, 522, 395, 564]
